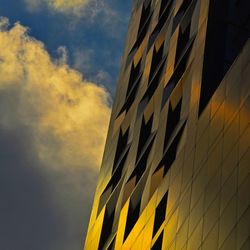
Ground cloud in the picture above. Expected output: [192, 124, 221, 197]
[23, 0, 128, 30]
[24, 0, 91, 16]
[72, 49, 112, 86]
[0, 17, 111, 249]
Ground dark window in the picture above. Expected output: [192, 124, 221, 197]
[113, 128, 129, 172]
[161, 38, 194, 109]
[172, 0, 197, 34]
[107, 237, 115, 250]
[153, 192, 168, 236]
[176, 0, 193, 17]
[175, 22, 191, 67]
[164, 98, 182, 148]
[137, 115, 154, 160]
[147, 0, 173, 51]
[98, 209, 115, 250]
[173, 0, 193, 31]
[118, 61, 142, 115]
[98, 149, 129, 214]
[155, 122, 186, 177]
[149, 44, 164, 81]
[124, 199, 141, 241]
[137, 0, 152, 38]
[159, 0, 173, 18]
[148, 0, 173, 50]
[137, 45, 166, 116]
[125, 1, 152, 68]
[138, 56, 165, 115]
[198, 0, 250, 116]
[126, 60, 142, 98]
[151, 231, 163, 250]
[132, 138, 154, 184]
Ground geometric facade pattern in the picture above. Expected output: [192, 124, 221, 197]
[84, 0, 250, 249]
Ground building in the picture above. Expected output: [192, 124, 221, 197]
[84, 0, 250, 249]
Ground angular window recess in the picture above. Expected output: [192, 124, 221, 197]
[137, 0, 152, 38]
[146, 56, 166, 100]
[124, 198, 141, 241]
[131, 136, 154, 185]
[123, 131, 155, 206]
[173, 0, 192, 28]
[152, 231, 163, 250]
[198, 0, 250, 116]
[137, 55, 166, 117]
[153, 192, 168, 237]
[149, 43, 164, 81]
[159, 0, 174, 18]
[154, 121, 186, 178]
[98, 148, 129, 214]
[118, 60, 142, 116]
[172, 0, 197, 34]
[164, 98, 182, 148]
[176, 0, 193, 17]
[137, 97, 149, 119]
[137, 115, 154, 160]
[98, 208, 115, 250]
[175, 22, 191, 67]
[113, 128, 129, 172]
[107, 237, 115, 250]
[147, 0, 174, 51]
[126, 60, 142, 98]
[118, 75, 142, 116]
[161, 81, 175, 109]
[125, 1, 152, 69]
[162, 38, 194, 109]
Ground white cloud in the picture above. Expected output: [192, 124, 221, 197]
[73, 48, 95, 73]
[24, 0, 91, 16]
[0, 17, 111, 247]
[0, 17, 111, 170]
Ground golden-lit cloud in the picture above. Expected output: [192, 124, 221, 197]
[50, 0, 90, 13]
[0, 17, 111, 170]
[24, 0, 91, 16]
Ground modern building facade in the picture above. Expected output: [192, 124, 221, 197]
[85, 0, 250, 249]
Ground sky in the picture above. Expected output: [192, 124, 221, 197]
[0, 1, 132, 249]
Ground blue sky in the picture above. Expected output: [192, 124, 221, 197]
[0, 1, 132, 249]
[0, 0, 132, 94]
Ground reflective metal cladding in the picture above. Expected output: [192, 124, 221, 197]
[85, 0, 250, 249]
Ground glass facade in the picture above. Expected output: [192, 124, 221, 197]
[84, 0, 250, 249]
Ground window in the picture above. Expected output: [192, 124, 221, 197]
[98, 149, 129, 214]
[155, 122, 186, 178]
[148, 0, 174, 51]
[164, 98, 182, 148]
[124, 199, 141, 241]
[137, 0, 152, 38]
[172, 0, 193, 32]
[126, 60, 142, 98]
[107, 237, 115, 250]
[98, 208, 115, 250]
[118, 60, 142, 115]
[153, 192, 168, 236]
[151, 231, 163, 250]
[134, 138, 154, 184]
[175, 22, 191, 67]
[126, 0, 152, 68]
[149, 43, 165, 81]
[137, 115, 154, 160]
[113, 128, 129, 172]
[161, 39, 194, 109]
[159, 0, 173, 18]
